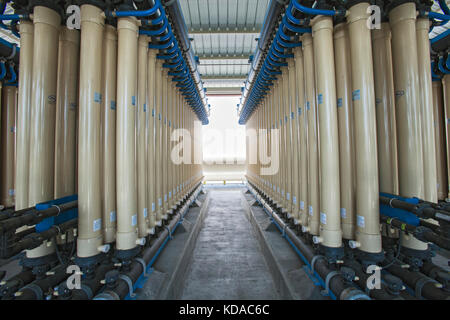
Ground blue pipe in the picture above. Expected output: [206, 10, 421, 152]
[430, 28, 450, 44]
[427, 11, 450, 21]
[439, 0, 450, 15]
[291, 0, 340, 16]
[108, 0, 162, 18]
[0, 60, 6, 80]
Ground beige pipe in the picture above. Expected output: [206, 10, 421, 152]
[101, 24, 118, 244]
[389, 2, 424, 199]
[155, 61, 163, 224]
[0, 86, 17, 207]
[443, 74, 450, 199]
[15, 20, 33, 210]
[416, 18, 438, 203]
[390, 2, 427, 251]
[333, 22, 355, 241]
[54, 27, 79, 199]
[162, 70, 168, 218]
[283, 67, 292, 215]
[27, 6, 61, 258]
[372, 22, 399, 195]
[137, 35, 149, 238]
[147, 49, 157, 232]
[311, 16, 341, 248]
[302, 33, 320, 236]
[432, 81, 447, 200]
[116, 16, 141, 251]
[294, 48, 308, 226]
[347, 3, 381, 253]
[77, 5, 105, 257]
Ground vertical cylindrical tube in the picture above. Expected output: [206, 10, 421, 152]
[15, 20, 33, 210]
[155, 61, 163, 224]
[101, 24, 117, 244]
[372, 22, 399, 195]
[27, 6, 61, 259]
[54, 27, 80, 199]
[116, 16, 140, 251]
[77, 4, 105, 258]
[283, 67, 292, 215]
[333, 22, 355, 241]
[416, 18, 437, 203]
[302, 33, 320, 236]
[294, 48, 308, 227]
[0, 86, 17, 207]
[389, 2, 424, 199]
[137, 35, 149, 238]
[443, 74, 450, 199]
[289, 58, 300, 221]
[161, 69, 168, 218]
[311, 16, 342, 249]
[147, 49, 157, 233]
[390, 2, 427, 252]
[347, 3, 381, 254]
[28, 6, 60, 206]
[432, 81, 447, 200]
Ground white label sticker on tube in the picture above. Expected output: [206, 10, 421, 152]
[110, 211, 116, 222]
[152, 203, 155, 212]
[320, 212, 327, 225]
[144, 208, 148, 218]
[300, 201, 305, 210]
[132, 214, 137, 226]
[158, 198, 162, 207]
[93, 218, 102, 232]
[293, 196, 297, 205]
[309, 206, 313, 216]
[357, 215, 365, 228]
[341, 208, 346, 219]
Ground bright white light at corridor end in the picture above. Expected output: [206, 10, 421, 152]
[202, 96, 246, 164]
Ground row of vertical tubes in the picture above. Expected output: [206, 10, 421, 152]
[1, 4, 203, 263]
[246, 1, 441, 258]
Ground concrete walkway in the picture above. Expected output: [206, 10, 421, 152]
[180, 188, 280, 300]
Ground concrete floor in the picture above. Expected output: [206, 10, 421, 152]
[179, 188, 280, 300]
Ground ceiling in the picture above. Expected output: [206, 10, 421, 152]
[179, 0, 271, 95]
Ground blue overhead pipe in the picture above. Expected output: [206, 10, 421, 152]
[0, 60, 6, 80]
[438, 0, 450, 15]
[108, 0, 161, 18]
[430, 28, 450, 44]
[427, 11, 450, 21]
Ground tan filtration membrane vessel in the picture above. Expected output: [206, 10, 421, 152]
[372, 22, 399, 195]
[155, 61, 163, 224]
[389, 2, 424, 199]
[162, 70, 168, 218]
[27, 6, 61, 259]
[137, 35, 149, 238]
[311, 16, 342, 249]
[289, 58, 300, 222]
[333, 22, 355, 241]
[147, 49, 157, 233]
[54, 27, 79, 199]
[77, 5, 105, 258]
[101, 24, 118, 244]
[347, 3, 381, 254]
[0, 86, 17, 207]
[432, 81, 448, 200]
[443, 74, 450, 199]
[116, 16, 142, 251]
[295, 48, 308, 227]
[15, 20, 33, 210]
[389, 2, 427, 251]
[416, 18, 437, 203]
[302, 33, 319, 236]
[283, 67, 292, 215]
